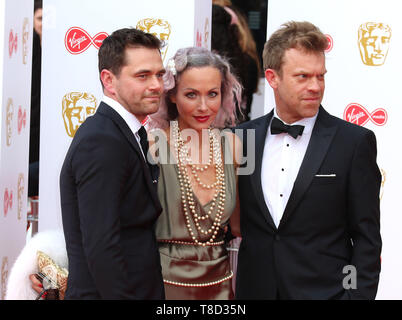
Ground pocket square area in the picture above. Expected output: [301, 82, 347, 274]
[311, 173, 338, 186]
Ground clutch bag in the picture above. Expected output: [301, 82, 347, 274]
[36, 251, 68, 300]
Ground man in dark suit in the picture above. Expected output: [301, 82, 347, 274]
[59, 28, 166, 299]
[234, 21, 382, 299]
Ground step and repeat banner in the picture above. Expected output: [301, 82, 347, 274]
[38, 0, 212, 230]
[266, 0, 401, 299]
[0, 0, 33, 300]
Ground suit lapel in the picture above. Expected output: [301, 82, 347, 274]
[97, 102, 161, 209]
[279, 106, 338, 228]
[249, 111, 277, 230]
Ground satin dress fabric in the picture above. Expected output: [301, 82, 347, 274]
[155, 131, 236, 300]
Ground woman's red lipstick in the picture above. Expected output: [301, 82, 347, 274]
[194, 116, 210, 123]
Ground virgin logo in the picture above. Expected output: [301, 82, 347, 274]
[65, 27, 108, 55]
[4, 189, 13, 217]
[344, 103, 388, 126]
[18, 107, 27, 134]
[196, 30, 202, 47]
[9, 29, 18, 57]
[325, 34, 333, 53]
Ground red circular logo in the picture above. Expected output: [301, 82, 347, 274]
[9, 29, 18, 57]
[4, 189, 13, 217]
[196, 30, 202, 47]
[343, 103, 387, 127]
[65, 27, 108, 55]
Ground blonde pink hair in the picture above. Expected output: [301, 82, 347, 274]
[149, 47, 242, 129]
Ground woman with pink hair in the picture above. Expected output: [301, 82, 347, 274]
[149, 47, 242, 299]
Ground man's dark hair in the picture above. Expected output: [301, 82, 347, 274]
[34, 0, 42, 12]
[98, 28, 162, 77]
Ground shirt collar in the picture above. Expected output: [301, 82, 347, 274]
[102, 96, 142, 136]
[273, 107, 318, 134]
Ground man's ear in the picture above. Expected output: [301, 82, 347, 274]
[100, 69, 115, 95]
[265, 69, 279, 89]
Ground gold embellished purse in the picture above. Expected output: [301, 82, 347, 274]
[36, 251, 68, 300]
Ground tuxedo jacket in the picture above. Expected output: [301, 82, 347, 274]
[60, 102, 164, 299]
[235, 106, 382, 300]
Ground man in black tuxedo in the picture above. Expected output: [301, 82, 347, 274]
[234, 21, 382, 299]
[60, 28, 166, 299]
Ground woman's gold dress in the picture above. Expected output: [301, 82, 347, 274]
[155, 132, 236, 300]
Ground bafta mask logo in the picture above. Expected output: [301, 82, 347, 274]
[65, 27, 108, 55]
[4, 188, 13, 217]
[17, 174, 24, 220]
[37, 251, 68, 299]
[6, 98, 14, 146]
[380, 169, 386, 201]
[9, 29, 18, 58]
[22, 18, 29, 64]
[358, 22, 391, 66]
[344, 103, 387, 127]
[62, 92, 97, 137]
[1, 257, 8, 300]
[204, 18, 210, 48]
[136, 18, 172, 61]
[18, 106, 27, 134]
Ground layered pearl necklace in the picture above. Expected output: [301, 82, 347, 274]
[171, 120, 226, 246]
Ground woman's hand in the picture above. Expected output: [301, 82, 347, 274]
[29, 274, 43, 293]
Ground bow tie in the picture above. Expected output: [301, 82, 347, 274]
[270, 117, 304, 139]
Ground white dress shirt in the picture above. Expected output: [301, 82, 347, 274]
[261, 108, 318, 228]
[102, 96, 146, 160]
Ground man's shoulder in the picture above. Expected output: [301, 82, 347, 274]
[70, 114, 127, 155]
[75, 107, 118, 136]
[234, 112, 272, 130]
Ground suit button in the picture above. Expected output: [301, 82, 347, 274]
[275, 234, 280, 241]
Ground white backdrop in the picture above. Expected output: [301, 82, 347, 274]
[266, 0, 401, 299]
[39, 0, 212, 231]
[0, 0, 33, 300]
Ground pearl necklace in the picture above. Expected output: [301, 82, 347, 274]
[172, 120, 225, 246]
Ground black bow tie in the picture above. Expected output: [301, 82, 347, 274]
[270, 117, 304, 139]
